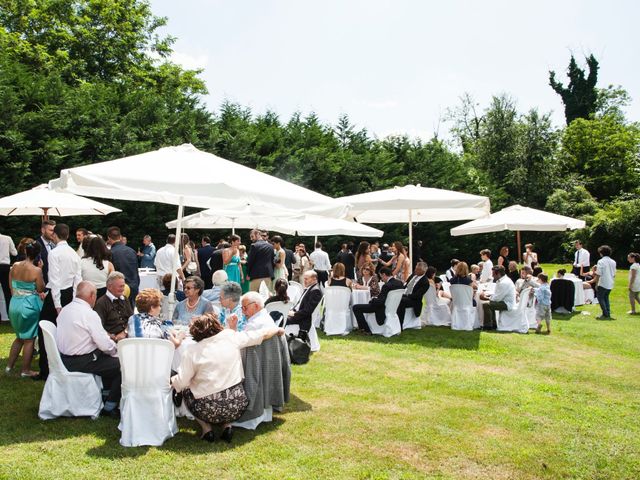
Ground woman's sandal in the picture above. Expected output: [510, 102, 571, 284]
[200, 431, 215, 443]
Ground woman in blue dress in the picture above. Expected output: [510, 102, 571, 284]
[223, 234, 243, 285]
[6, 241, 45, 378]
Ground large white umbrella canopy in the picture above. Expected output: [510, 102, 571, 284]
[450, 204, 586, 262]
[339, 184, 491, 266]
[0, 184, 121, 218]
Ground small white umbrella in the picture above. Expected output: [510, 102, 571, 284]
[0, 184, 121, 219]
[450, 204, 586, 262]
[339, 184, 490, 266]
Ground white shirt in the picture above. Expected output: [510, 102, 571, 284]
[493, 275, 516, 310]
[47, 241, 82, 309]
[0, 234, 17, 265]
[574, 248, 591, 268]
[309, 248, 331, 271]
[480, 259, 493, 283]
[596, 256, 616, 290]
[56, 297, 117, 356]
[171, 327, 269, 398]
[405, 274, 424, 294]
[154, 244, 180, 276]
[80, 258, 110, 289]
[244, 308, 275, 331]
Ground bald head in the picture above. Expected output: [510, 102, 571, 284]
[76, 281, 97, 307]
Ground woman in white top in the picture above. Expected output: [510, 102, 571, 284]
[80, 236, 114, 298]
[171, 312, 284, 443]
[523, 243, 539, 268]
[627, 252, 640, 314]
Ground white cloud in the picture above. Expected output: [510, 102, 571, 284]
[170, 50, 209, 70]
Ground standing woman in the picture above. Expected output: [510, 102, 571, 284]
[523, 244, 538, 268]
[355, 242, 372, 281]
[497, 246, 510, 270]
[628, 252, 640, 315]
[223, 234, 243, 285]
[6, 241, 45, 377]
[271, 236, 288, 282]
[81, 236, 114, 298]
[238, 244, 250, 294]
[181, 233, 199, 278]
[390, 241, 409, 282]
[294, 244, 312, 284]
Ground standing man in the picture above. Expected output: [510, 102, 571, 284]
[154, 234, 181, 278]
[197, 236, 215, 289]
[75, 228, 90, 257]
[572, 240, 591, 279]
[352, 267, 404, 333]
[594, 245, 616, 320]
[137, 235, 156, 269]
[246, 229, 274, 292]
[107, 226, 139, 307]
[479, 249, 494, 283]
[309, 241, 331, 287]
[56, 281, 121, 418]
[479, 266, 516, 330]
[396, 262, 430, 328]
[336, 243, 356, 280]
[0, 231, 17, 320]
[284, 244, 296, 281]
[377, 243, 393, 276]
[36, 220, 56, 284]
[37, 223, 82, 380]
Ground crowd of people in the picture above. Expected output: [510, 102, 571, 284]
[1, 221, 638, 443]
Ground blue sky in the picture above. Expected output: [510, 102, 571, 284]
[149, 0, 639, 140]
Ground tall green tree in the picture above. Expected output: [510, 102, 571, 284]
[549, 54, 599, 125]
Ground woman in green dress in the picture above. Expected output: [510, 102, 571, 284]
[6, 241, 45, 378]
[223, 234, 243, 285]
[239, 244, 250, 294]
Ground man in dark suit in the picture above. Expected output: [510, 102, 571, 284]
[352, 267, 404, 333]
[397, 262, 431, 328]
[336, 242, 356, 280]
[198, 236, 215, 289]
[284, 246, 296, 281]
[376, 243, 393, 276]
[287, 270, 323, 332]
[107, 226, 139, 307]
[35, 220, 56, 284]
[246, 229, 274, 292]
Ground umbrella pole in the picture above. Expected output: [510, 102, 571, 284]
[232, 218, 235, 236]
[42, 207, 49, 222]
[516, 230, 522, 264]
[314, 235, 317, 247]
[168, 196, 184, 321]
[408, 209, 413, 274]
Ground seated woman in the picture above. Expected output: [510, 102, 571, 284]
[450, 261, 477, 305]
[161, 273, 185, 302]
[507, 261, 520, 283]
[171, 312, 285, 443]
[173, 276, 214, 326]
[265, 278, 290, 306]
[327, 262, 352, 289]
[469, 264, 480, 283]
[219, 281, 246, 331]
[555, 268, 566, 279]
[353, 262, 380, 298]
[202, 270, 228, 303]
[433, 277, 452, 303]
[128, 288, 182, 346]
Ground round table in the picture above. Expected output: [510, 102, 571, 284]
[350, 288, 372, 328]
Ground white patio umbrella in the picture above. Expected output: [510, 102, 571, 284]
[0, 184, 121, 219]
[339, 184, 491, 267]
[450, 204, 586, 262]
[48, 144, 345, 318]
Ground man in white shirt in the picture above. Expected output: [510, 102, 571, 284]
[37, 223, 82, 380]
[479, 249, 494, 283]
[594, 245, 616, 319]
[75, 228, 90, 257]
[479, 265, 516, 330]
[572, 240, 591, 279]
[57, 281, 121, 418]
[154, 234, 182, 278]
[240, 292, 277, 331]
[309, 241, 331, 286]
[0, 232, 17, 320]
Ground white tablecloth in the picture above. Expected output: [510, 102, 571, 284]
[139, 269, 162, 291]
[351, 288, 372, 328]
[564, 276, 585, 306]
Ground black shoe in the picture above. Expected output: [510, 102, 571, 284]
[100, 407, 121, 419]
[201, 431, 215, 443]
[220, 426, 233, 443]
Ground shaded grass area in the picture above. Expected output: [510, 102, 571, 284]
[0, 264, 638, 479]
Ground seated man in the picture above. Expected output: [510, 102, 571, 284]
[352, 267, 404, 333]
[397, 262, 431, 328]
[56, 281, 121, 418]
[287, 270, 322, 332]
[479, 266, 516, 330]
[240, 292, 277, 331]
[94, 271, 132, 342]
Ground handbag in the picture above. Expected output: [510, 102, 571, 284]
[287, 330, 311, 365]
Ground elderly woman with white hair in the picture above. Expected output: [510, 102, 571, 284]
[202, 270, 228, 303]
[219, 281, 246, 331]
[173, 276, 215, 326]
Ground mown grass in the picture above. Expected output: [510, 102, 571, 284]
[0, 264, 638, 479]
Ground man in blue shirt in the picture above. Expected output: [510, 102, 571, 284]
[137, 235, 156, 269]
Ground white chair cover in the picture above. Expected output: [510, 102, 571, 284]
[117, 338, 177, 447]
[284, 300, 322, 352]
[287, 281, 304, 305]
[402, 294, 423, 330]
[322, 286, 353, 336]
[259, 280, 271, 300]
[584, 288, 596, 304]
[265, 301, 294, 326]
[38, 320, 103, 420]
[497, 287, 530, 334]
[522, 289, 537, 329]
[367, 289, 403, 337]
[450, 285, 479, 331]
[422, 287, 452, 326]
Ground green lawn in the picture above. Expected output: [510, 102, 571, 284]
[1, 264, 639, 479]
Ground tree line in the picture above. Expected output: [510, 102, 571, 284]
[0, 1, 638, 267]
